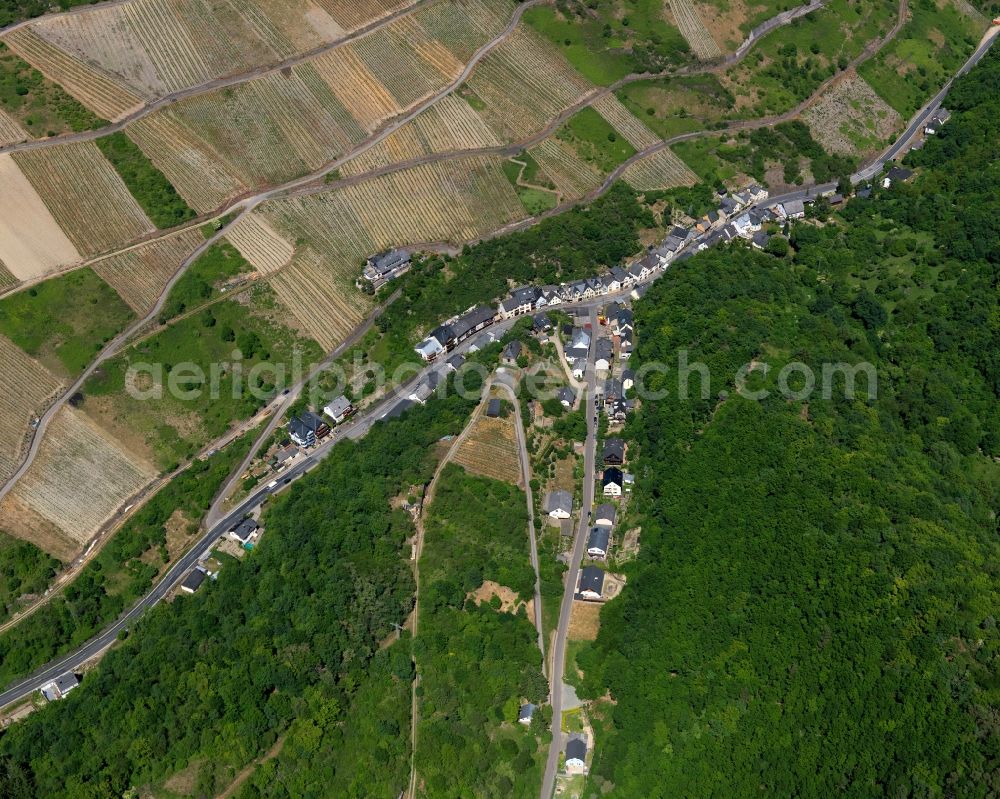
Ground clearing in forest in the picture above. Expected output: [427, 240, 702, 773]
[3, 406, 156, 554]
[453, 410, 521, 486]
[0, 154, 80, 281]
[12, 142, 154, 258]
[802, 71, 902, 156]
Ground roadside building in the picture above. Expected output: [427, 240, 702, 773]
[180, 567, 207, 594]
[41, 673, 80, 702]
[578, 566, 605, 601]
[518, 703, 537, 725]
[565, 737, 588, 775]
[545, 489, 573, 519]
[362, 249, 410, 285]
[602, 467, 624, 497]
[587, 526, 611, 559]
[603, 438, 625, 466]
[228, 517, 259, 547]
[323, 395, 353, 424]
[594, 503, 616, 527]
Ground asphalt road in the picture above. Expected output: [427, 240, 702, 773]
[539, 306, 600, 799]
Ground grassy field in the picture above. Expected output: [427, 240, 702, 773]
[524, 0, 691, 85]
[96, 132, 197, 229]
[859, 0, 984, 116]
[0, 41, 106, 138]
[0, 268, 135, 378]
[557, 106, 638, 173]
[618, 74, 737, 137]
[159, 240, 254, 322]
[517, 186, 559, 214]
[83, 284, 323, 470]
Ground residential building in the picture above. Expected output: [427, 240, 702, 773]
[415, 336, 445, 362]
[363, 249, 410, 284]
[565, 737, 588, 774]
[274, 444, 298, 466]
[502, 339, 522, 365]
[578, 566, 605, 601]
[486, 398, 502, 418]
[924, 107, 950, 134]
[618, 331, 633, 359]
[603, 467, 624, 497]
[604, 377, 623, 404]
[323, 395, 353, 424]
[609, 399, 629, 422]
[228, 517, 259, 546]
[532, 312, 552, 332]
[603, 438, 625, 466]
[446, 353, 466, 372]
[594, 503, 616, 527]
[545, 489, 573, 519]
[587, 526, 611, 559]
[882, 165, 914, 188]
[594, 338, 614, 371]
[499, 286, 542, 319]
[180, 567, 207, 594]
[558, 386, 577, 408]
[518, 703, 537, 725]
[288, 411, 328, 448]
[782, 199, 805, 219]
[621, 368, 635, 392]
[41, 673, 80, 702]
[751, 230, 771, 250]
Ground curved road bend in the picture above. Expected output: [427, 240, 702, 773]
[0, 0, 548, 504]
[539, 306, 599, 799]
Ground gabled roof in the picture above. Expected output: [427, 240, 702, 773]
[55, 673, 79, 694]
[603, 438, 625, 461]
[558, 386, 577, 404]
[566, 737, 587, 762]
[579, 566, 605, 595]
[287, 417, 312, 441]
[300, 411, 326, 432]
[603, 467, 624, 487]
[885, 165, 913, 182]
[230, 517, 258, 543]
[446, 353, 466, 370]
[545, 489, 573, 515]
[587, 526, 610, 553]
[324, 395, 352, 418]
[519, 703, 537, 722]
[486, 398, 502, 417]
[181, 568, 206, 592]
[595, 338, 614, 363]
[783, 199, 805, 216]
[752, 230, 771, 248]
[594, 503, 616, 524]
[532, 312, 552, 330]
[503, 339, 522, 359]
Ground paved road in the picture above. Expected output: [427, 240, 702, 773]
[539, 307, 600, 799]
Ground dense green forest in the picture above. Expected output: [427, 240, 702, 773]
[0, 371, 484, 798]
[416, 464, 548, 798]
[0, 533, 59, 624]
[577, 49, 1000, 796]
[96, 132, 197, 229]
[0, 429, 256, 687]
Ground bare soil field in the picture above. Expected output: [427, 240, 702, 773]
[0, 334, 63, 487]
[12, 142, 154, 258]
[453, 413, 521, 485]
[802, 69, 903, 156]
[622, 147, 699, 191]
[91, 227, 205, 313]
[0, 494, 78, 562]
[568, 599, 602, 641]
[2, 407, 157, 555]
[0, 154, 81, 281]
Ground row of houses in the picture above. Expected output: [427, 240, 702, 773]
[287, 395, 355, 449]
[694, 184, 770, 234]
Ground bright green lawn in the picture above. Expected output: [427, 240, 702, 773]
[557, 106, 637, 172]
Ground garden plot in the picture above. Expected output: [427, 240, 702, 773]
[802, 71, 902, 156]
[6, 406, 156, 550]
[465, 24, 595, 140]
[453, 412, 521, 486]
[2, 28, 141, 121]
[0, 108, 28, 147]
[91, 228, 205, 313]
[528, 137, 604, 199]
[667, 0, 722, 60]
[268, 248, 372, 350]
[0, 334, 62, 488]
[592, 94, 660, 150]
[341, 94, 502, 176]
[0, 154, 81, 281]
[621, 147, 699, 191]
[12, 142, 154, 258]
[225, 214, 296, 275]
[125, 112, 248, 213]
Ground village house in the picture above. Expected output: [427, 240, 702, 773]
[502, 339, 522, 365]
[498, 286, 543, 319]
[603, 467, 624, 497]
[180, 567, 207, 594]
[558, 386, 577, 408]
[587, 526, 611, 559]
[608, 399, 629, 422]
[518, 703, 537, 725]
[228, 517, 259, 547]
[323, 395, 353, 424]
[603, 438, 625, 466]
[618, 331, 633, 360]
[782, 199, 805, 219]
[594, 338, 614, 371]
[751, 230, 771, 250]
[924, 107, 950, 134]
[532, 312, 552, 332]
[41, 673, 80, 702]
[288, 411, 329, 448]
[578, 566, 606, 601]
[362, 248, 410, 285]
[445, 353, 465, 372]
[594, 503, 616, 527]
[545, 489, 573, 519]
[565, 737, 588, 775]
[882, 165, 914, 188]
[604, 377, 624, 405]
[621, 368, 635, 392]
